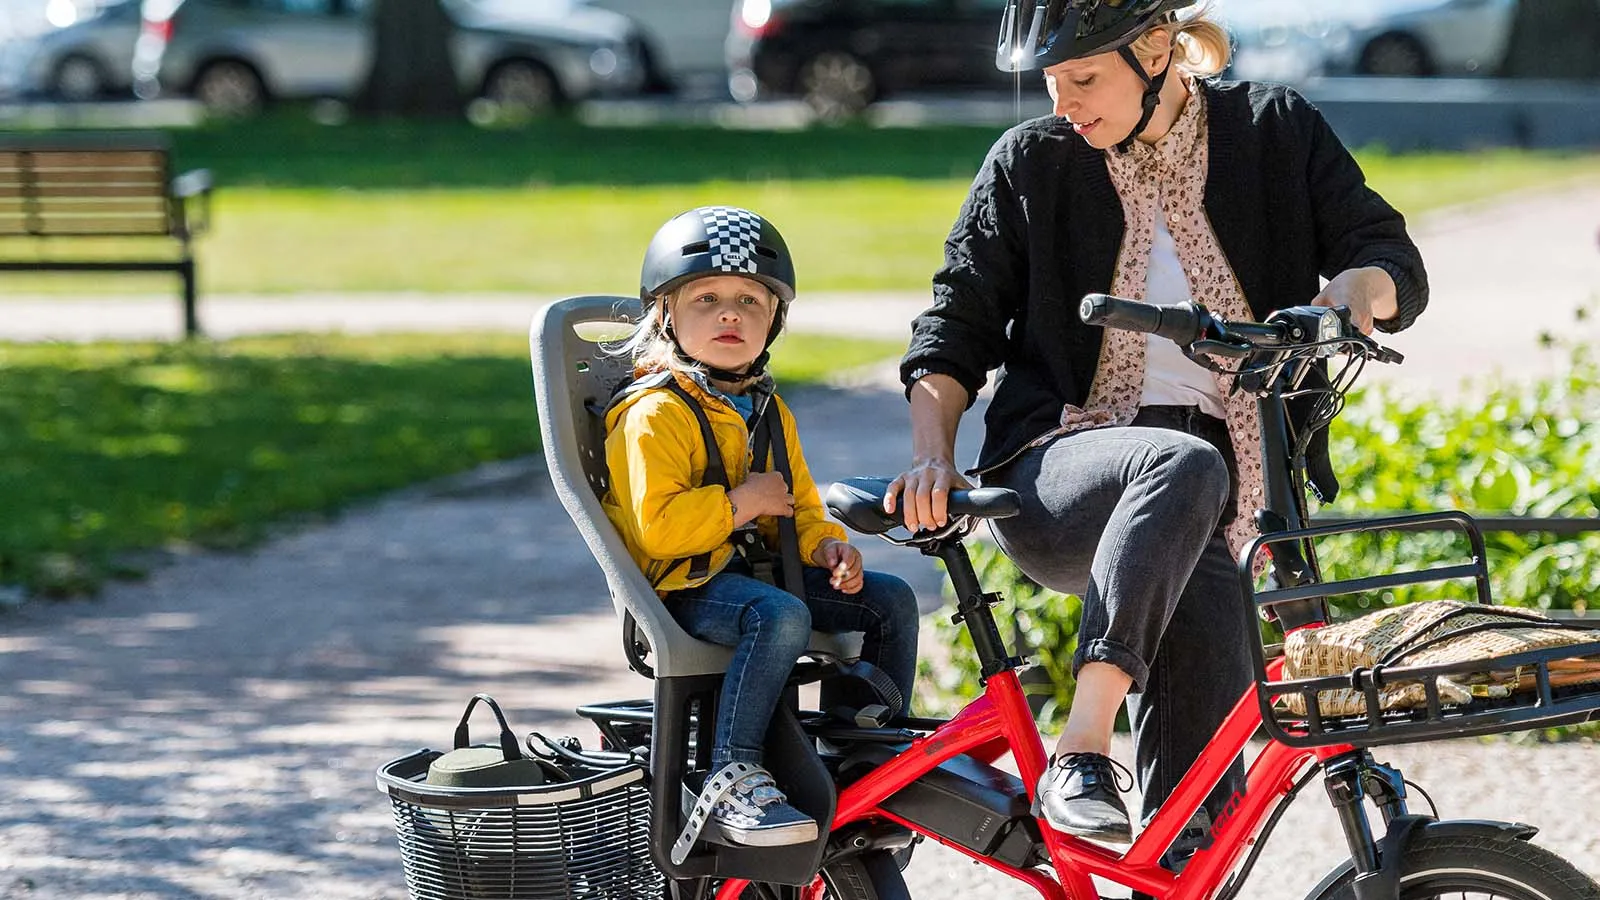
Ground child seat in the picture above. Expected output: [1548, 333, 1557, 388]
[529, 295, 849, 884]
[529, 293, 863, 677]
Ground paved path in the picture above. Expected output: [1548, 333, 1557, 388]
[1, 186, 1598, 899]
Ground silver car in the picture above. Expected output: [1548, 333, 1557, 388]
[0, 0, 140, 100]
[1225, 0, 1518, 82]
[131, 0, 645, 116]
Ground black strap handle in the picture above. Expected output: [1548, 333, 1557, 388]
[452, 693, 522, 762]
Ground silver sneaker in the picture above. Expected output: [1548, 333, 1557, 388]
[672, 762, 817, 863]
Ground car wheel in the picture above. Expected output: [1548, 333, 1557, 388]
[1359, 33, 1433, 77]
[52, 55, 106, 101]
[193, 60, 266, 117]
[798, 51, 874, 122]
[483, 59, 562, 120]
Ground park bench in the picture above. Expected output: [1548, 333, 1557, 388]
[0, 132, 213, 337]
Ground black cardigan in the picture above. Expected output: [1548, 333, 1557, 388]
[901, 79, 1429, 492]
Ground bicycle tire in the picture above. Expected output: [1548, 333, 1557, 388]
[1308, 831, 1600, 900]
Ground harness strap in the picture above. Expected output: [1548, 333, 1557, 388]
[755, 410, 808, 601]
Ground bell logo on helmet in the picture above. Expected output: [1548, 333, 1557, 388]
[698, 206, 764, 276]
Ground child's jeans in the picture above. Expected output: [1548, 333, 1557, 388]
[670, 558, 919, 769]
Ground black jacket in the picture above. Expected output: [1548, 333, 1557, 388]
[900, 79, 1428, 493]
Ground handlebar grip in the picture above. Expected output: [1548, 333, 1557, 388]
[1079, 294, 1209, 346]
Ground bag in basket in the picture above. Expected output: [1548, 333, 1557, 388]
[1282, 599, 1600, 717]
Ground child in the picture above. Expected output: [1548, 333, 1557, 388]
[601, 206, 919, 850]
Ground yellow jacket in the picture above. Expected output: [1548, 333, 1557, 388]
[601, 370, 847, 595]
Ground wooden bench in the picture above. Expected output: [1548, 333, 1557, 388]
[0, 132, 214, 338]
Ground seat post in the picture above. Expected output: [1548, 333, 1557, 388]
[932, 539, 1017, 681]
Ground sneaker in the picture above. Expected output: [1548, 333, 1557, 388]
[709, 766, 818, 846]
[1032, 752, 1134, 844]
[674, 762, 817, 860]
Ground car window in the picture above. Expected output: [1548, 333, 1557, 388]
[244, 0, 360, 14]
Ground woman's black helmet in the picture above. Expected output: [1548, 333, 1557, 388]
[640, 206, 796, 305]
[995, 0, 1197, 73]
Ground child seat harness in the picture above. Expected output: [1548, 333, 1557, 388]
[619, 373, 806, 600]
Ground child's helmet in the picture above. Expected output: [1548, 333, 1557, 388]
[641, 206, 796, 309]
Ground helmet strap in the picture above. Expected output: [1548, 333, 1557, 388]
[1114, 43, 1172, 153]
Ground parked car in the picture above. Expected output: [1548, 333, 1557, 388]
[0, 0, 139, 100]
[582, 0, 734, 94]
[471, 0, 735, 95]
[131, 0, 645, 117]
[726, 0, 1013, 120]
[1224, 0, 1518, 83]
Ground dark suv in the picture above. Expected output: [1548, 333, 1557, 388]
[726, 0, 1013, 120]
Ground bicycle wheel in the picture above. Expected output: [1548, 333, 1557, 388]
[1310, 832, 1600, 900]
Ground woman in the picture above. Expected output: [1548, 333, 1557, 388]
[885, 0, 1428, 855]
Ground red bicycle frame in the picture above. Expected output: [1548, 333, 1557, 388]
[715, 650, 1353, 900]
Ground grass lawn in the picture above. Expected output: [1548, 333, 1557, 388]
[0, 330, 902, 597]
[3, 115, 1598, 296]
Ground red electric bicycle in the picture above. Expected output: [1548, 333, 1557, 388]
[568, 295, 1600, 900]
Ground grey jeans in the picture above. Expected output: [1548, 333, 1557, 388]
[984, 405, 1256, 826]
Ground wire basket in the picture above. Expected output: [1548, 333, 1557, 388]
[377, 748, 665, 900]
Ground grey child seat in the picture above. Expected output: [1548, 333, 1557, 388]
[529, 294, 863, 679]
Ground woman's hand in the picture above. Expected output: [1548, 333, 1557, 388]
[884, 457, 972, 534]
[814, 538, 864, 594]
[727, 470, 793, 527]
[1312, 266, 1397, 334]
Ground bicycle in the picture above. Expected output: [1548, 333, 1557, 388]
[535, 293, 1600, 900]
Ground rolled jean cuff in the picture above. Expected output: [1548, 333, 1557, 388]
[1073, 638, 1150, 693]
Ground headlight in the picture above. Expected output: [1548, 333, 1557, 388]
[1316, 307, 1343, 356]
[589, 47, 617, 78]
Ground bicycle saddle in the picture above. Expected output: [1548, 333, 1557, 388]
[825, 476, 1021, 536]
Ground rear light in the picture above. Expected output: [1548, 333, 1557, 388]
[735, 0, 779, 37]
[141, 16, 173, 44]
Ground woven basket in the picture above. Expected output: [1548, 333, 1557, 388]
[1281, 600, 1600, 717]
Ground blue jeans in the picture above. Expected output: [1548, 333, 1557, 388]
[670, 559, 919, 769]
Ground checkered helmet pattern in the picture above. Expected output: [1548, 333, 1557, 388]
[698, 206, 763, 276]
[640, 205, 797, 307]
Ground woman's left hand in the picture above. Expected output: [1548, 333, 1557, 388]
[1311, 266, 1398, 334]
[814, 538, 864, 595]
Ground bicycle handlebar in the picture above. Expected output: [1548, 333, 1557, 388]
[1078, 293, 1212, 345]
[1079, 294, 1403, 366]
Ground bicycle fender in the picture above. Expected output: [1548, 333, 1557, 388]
[1306, 817, 1539, 900]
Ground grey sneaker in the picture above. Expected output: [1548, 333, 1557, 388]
[705, 766, 818, 847]
[671, 762, 817, 863]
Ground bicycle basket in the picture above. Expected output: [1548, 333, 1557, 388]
[377, 697, 664, 900]
[1263, 599, 1600, 747]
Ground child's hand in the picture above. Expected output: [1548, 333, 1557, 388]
[728, 470, 794, 525]
[814, 538, 863, 595]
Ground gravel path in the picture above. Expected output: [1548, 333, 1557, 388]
[2, 185, 1598, 899]
[0, 381, 1595, 900]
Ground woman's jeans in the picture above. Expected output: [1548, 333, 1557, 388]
[985, 406, 1256, 830]
[670, 559, 919, 769]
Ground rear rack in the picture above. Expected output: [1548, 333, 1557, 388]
[1242, 511, 1600, 747]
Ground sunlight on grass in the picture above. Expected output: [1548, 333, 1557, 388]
[0, 331, 901, 596]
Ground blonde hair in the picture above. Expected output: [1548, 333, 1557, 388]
[614, 289, 702, 378]
[1132, 3, 1231, 78]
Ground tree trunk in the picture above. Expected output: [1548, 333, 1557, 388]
[1497, 0, 1600, 79]
[355, 0, 463, 117]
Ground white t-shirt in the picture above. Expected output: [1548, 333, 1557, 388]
[1141, 191, 1227, 419]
